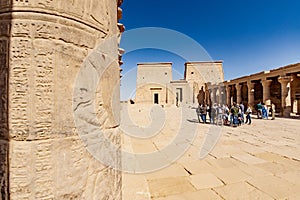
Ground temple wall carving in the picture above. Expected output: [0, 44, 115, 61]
[0, 0, 124, 199]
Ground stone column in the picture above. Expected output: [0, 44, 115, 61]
[226, 86, 231, 106]
[278, 76, 292, 117]
[261, 79, 272, 106]
[236, 83, 242, 104]
[291, 74, 298, 114]
[218, 86, 224, 105]
[247, 81, 255, 107]
[0, 0, 123, 199]
[210, 88, 215, 104]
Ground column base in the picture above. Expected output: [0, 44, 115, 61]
[281, 106, 292, 117]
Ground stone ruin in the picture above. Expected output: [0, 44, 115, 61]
[0, 0, 124, 199]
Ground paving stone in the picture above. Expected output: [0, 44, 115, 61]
[237, 165, 273, 178]
[148, 177, 196, 198]
[254, 162, 295, 175]
[131, 140, 158, 153]
[276, 157, 300, 171]
[189, 173, 224, 189]
[284, 193, 300, 200]
[210, 147, 242, 159]
[212, 167, 252, 184]
[145, 164, 189, 180]
[214, 182, 273, 200]
[276, 170, 300, 185]
[122, 173, 150, 200]
[255, 152, 288, 162]
[207, 157, 247, 170]
[247, 175, 300, 199]
[153, 189, 222, 200]
[179, 160, 214, 174]
[239, 146, 266, 155]
[232, 154, 267, 165]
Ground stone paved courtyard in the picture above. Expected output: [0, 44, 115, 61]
[121, 104, 300, 200]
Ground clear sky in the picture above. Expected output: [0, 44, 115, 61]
[119, 0, 300, 100]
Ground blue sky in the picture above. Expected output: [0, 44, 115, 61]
[119, 0, 300, 100]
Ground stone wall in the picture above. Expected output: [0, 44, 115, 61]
[184, 61, 224, 104]
[136, 63, 173, 105]
[0, 0, 124, 199]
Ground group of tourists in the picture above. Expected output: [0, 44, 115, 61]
[196, 101, 276, 127]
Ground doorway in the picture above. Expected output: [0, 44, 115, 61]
[154, 93, 159, 104]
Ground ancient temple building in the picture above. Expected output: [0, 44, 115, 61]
[134, 60, 300, 117]
[184, 61, 224, 104]
[135, 61, 224, 105]
[0, 0, 124, 199]
[210, 63, 300, 117]
[135, 62, 175, 105]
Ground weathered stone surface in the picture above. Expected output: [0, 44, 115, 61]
[189, 173, 224, 189]
[214, 182, 274, 200]
[154, 189, 222, 200]
[247, 175, 300, 199]
[148, 177, 196, 198]
[0, 0, 123, 199]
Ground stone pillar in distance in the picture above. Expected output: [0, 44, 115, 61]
[218, 86, 224, 105]
[236, 83, 242, 104]
[278, 76, 292, 117]
[226, 86, 231, 106]
[261, 79, 272, 106]
[247, 81, 255, 107]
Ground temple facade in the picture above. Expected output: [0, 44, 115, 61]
[135, 61, 224, 106]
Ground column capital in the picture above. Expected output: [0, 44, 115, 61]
[225, 85, 231, 92]
[261, 79, 272, 86]
[235, 83, 242, 90]
[278, 76, 291, 84]
[247, 81, 255, 89]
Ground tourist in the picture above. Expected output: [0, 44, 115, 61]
[216, 104, 223, 125]
[237, 105, 242, 126]
[210, 103, 217, 124]
[207, 104, 211, 123]
[200, 104, 207, 123]
[245, 104, 252, 125]
[271, 103, 276, 120]
[256, 102, 263, 119]
[223, 104, 230, 125]
[262, 104, 268, 119]
[239, 102, 245, 123]
[230, 102, 239, 127]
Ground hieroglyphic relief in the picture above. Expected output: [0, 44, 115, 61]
[9, 21, 32, 140]
[9, 37, 30, 140]
[33, 44, 54, 140]
[34, 141, 54, 199]
[2, 0, 123, 198]
[10, 141, 32, 199]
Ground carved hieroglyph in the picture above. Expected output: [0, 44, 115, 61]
[0, 0, 124, 199]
